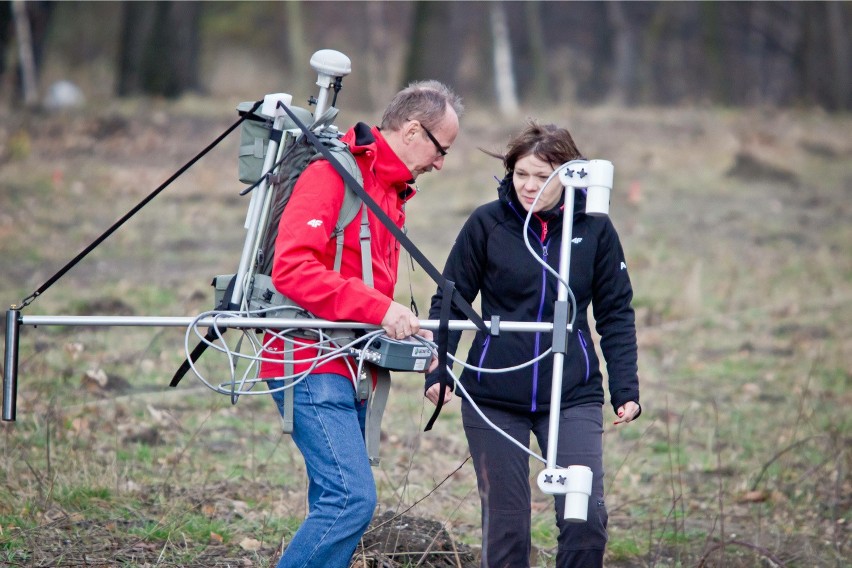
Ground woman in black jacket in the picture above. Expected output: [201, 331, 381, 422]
[425, 121, 641, 568]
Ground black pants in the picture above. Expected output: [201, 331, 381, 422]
[462, 401, 608, 568]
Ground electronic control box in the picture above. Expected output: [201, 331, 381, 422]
[354, 336, 433, 372]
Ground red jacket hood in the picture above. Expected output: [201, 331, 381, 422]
[343, 123, 417, 203]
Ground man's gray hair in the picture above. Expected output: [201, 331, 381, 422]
[380, 80, 464, 131]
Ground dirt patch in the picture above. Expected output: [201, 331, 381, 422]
[358, 511, 478, 567]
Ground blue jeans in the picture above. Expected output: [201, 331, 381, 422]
[268, 374, 375, 568]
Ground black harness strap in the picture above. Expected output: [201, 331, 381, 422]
[17, 101, 262, 311]
[424, 278, 455, 431]
[170, 274, 237, 388]
[279, 103, 487, 334]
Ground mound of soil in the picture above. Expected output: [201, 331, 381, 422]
[357, 510, 478, 567]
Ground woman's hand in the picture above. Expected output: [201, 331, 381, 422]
[425, 382, 453, 406]
[416, 329, 440, 373]
[613, 401, 640, 425]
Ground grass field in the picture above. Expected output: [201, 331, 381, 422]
[1, 99, 850, 566]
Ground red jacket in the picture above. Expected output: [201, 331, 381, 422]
[259, 124, 415, 381]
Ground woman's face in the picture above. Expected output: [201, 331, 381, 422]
[512, 154, 563, 213]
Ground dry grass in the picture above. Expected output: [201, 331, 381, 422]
[1, 99, 850, 566]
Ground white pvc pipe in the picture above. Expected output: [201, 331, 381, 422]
[18, 315, 568, 334]
[545, 184, 575, 470]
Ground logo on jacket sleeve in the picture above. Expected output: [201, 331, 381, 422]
[307, 219, 323, 228]
[571, 237, 583, 244]
[620, 261, 627, 270]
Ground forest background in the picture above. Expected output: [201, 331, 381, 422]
[0, 1, 850, 567]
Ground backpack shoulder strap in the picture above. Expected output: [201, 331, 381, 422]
[326, 143, 372, 287]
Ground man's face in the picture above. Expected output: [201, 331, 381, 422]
[403, 108, 459, 180]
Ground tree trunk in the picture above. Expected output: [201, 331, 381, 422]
[284, 0, 309, 99]
[490, 1, 518, 117]
[402, 1, 463, 87]
[606, 1, 638, 105]
[11, 0, 38, 106]
[825, 1, 850, 110]
[363, 0, 395, 109]
[524, 0, 551, 103]
[117, 1, 202, 98]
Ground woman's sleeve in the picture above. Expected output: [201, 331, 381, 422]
[424, 211, 487, 389]
[591, 218, 640, 413]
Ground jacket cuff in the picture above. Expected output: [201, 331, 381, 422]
[424, 370, 454, 394]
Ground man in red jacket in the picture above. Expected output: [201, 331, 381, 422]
[261, 80, 462, 568]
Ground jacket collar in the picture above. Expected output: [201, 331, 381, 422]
[343, 123, 416, 202]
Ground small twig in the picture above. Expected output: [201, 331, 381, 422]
[750, 435, 823, 491]
[714, 401, 725, 565]
[445, 522, 463, 568]
[154, 410, 213, 498]
[21, 457, 45, 498]
[697, 539, 786, 567]
[156, 537, 168, 564]
[363, 455, 471, 535]
[605, 419, 656, 496]
[413, 526, 443, 567]
[358, 537, 368, 568]
[378, 550, 466, 557]
[831, 446, 847, 559]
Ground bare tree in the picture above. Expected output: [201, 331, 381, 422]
[117, 1, 202, 98]
[523, 1, 551, 103]
[362, 1, 397, 109]
[2, 0, 52, 106]
[10, 0, 37, 106]
[606, 1, 639, 105]
[402, 1, 464, 88]
[284, 0, 309, 99]
[825, 1, 851, 110]
[490, 1, 518, 116]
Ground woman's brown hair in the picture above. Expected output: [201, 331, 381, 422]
[485, 119, 582, 173]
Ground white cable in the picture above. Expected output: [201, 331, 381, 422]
[447, 363, 545, 464]
[448, 346, 552, 373]
[412, 335, 548, 464]
[183, 309, 394, 399]
[520, 163, 578, 329]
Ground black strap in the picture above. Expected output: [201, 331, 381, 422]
[171, 274, 237, 388]
[17, 101, 262, 310]
[169, 327, 219, 387]
[424, 278, 454, 431]
[278, 103, 488, 334]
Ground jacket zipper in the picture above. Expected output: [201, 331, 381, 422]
[531, 230, 550, 412]
[476, 336, 490, 383]
[578, 329, 591, 383]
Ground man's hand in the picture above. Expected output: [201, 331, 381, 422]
[381, 301, 420, 339]
[425, 382, 453, 406]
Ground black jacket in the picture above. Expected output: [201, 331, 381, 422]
[425, 176, 639, 415]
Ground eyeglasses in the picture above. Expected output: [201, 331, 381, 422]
[420, 123, 448, 157]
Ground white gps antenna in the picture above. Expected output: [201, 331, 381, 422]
[557, 159, 614, 217]
[310, 49, 352, 119]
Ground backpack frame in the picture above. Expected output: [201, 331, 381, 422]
[214, 103, 370, 316]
